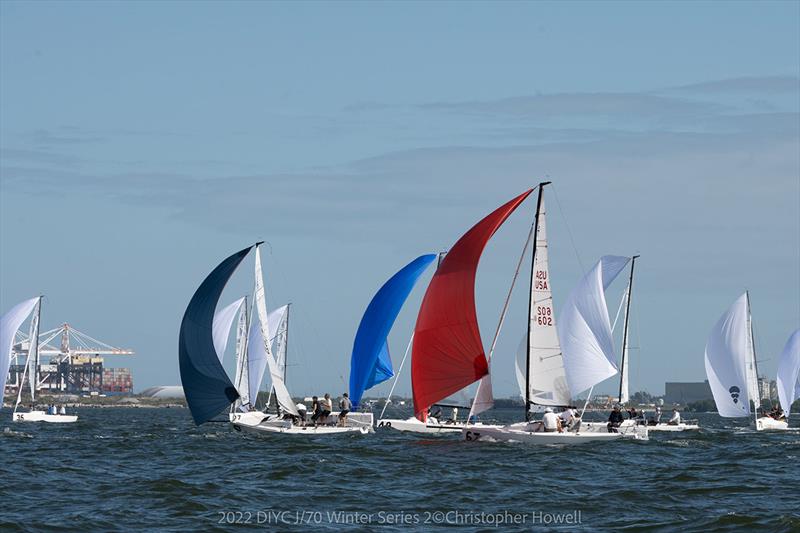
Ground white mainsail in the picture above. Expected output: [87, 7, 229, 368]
[704, 293, 752, 417]
[254, 246, 299, 417]
[26, 299, 41, 401]
[232, 300, 250, 409]
[618, 285, 631, 404]
[267, 305, 289, 378]
[559, 255, 631, 398]
[776, 329, 799, 419]
[525, 198, 570, 406]
[0, 297, 40, 406]
[212, 297, 246, 363]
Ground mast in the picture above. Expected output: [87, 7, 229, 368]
[525, 181, 550, 421]
[746, 291, 760, 426]
[618, 255, 639, 404]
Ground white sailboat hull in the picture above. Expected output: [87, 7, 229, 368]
[377, 416, 480, 434]
[646, 422, 700, 432]
[230, 410, 373, 436]
[462, 423, 647, 444]
[756, 416, 789, 431]
[13, 410, 78, 423]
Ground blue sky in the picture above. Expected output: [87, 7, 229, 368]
[1, 1, 798, 398]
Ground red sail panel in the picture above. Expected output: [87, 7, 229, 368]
[411, 189, 533, 420]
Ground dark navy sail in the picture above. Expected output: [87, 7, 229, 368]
[349, 254, 436, 407]
[179, 245, 253, 425]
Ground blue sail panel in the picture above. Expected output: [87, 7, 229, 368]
[349, 254, 437, 407]
[179, 246, 252, 425]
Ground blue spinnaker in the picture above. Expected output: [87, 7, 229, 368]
[349, 254, 436, 407]
[179, 245, 253, 425]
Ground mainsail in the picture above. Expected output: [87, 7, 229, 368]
[776, 329, 800, 419]
[179, 246, 252, 425]
[212, 297, 246, 363]
[559, 255, 631, 398]
[253, 245, 299, 417]
[704, 293, 752, 418]
[412, 189, 533, 419]
[525, 197, 570, 407]
[0, 297, 40, 406]
[349, 254, 437, 407]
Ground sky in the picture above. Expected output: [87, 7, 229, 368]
[1, 1, 798, 399]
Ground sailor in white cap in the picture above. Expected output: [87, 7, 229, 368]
[542, 407, 562, 433]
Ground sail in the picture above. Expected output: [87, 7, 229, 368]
[254, 246, 299, 417]
[212, 297, 246, 362]
[776, 329, 799, 419]
[26, 299, 41, 401]
[526, 198, 570, 407]
[704, 293, 752, 418]
[349, 254, 437, 407]
[246, 315, 268, 407]
[411, 189, 533, 419]
[268, 305, 289, 378]
[618, 286, 631, 404]
[232, 301, 250, 409]
[0, 297, 40, 406]
[559, 255, 630, 398]
[179, 246, 251, 425]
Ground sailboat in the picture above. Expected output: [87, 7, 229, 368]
[0, 297, 77, 423]
[461, 184, 647, 443]
[179, 242, 369, 435]
[346, 253, 460, 434]
[705, 292, 788, 431]
[775, 329, 799, 426]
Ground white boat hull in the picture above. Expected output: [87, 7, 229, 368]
[13, 410, 78, 423]
[570, 420, 650, 439]
[378, 416, 472, 434]
[756, 416, 789, 431]
[462, 423, 646, 444]
[230, 410, 373, 436]
[647, 422, 700, 432]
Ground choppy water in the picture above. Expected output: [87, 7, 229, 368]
[1, 407, 798, 532]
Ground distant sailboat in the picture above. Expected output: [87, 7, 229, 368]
[705, 292, 788, 431]
[179, 243, 369, 435]
[776, 329, 799, 424]
[1, 297, 78, 423]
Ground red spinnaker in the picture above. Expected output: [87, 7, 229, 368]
[411, 189, 533, 420]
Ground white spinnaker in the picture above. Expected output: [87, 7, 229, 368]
[0, 297, 39, 406]
[704, 293, 751, 417]
[776, 329, 800, 419]
[559, 255, 630, 398]
[212, 297, 246, 363]
[246, 315, 268, 406]
[254, 246, 299, 417]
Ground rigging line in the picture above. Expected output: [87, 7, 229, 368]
[550, 181, 585, 274]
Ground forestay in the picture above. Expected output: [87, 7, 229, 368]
[350, 254, 436, 407]
[777, 329, 800, 419]
[559, 255, 630, 398]
[704, 293, 752, 418]
[0, 297, 40, 406]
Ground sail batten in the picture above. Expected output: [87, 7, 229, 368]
[350, 254, 437, 407]
[179, 247, 252, 425]
[411, 190, 533, 420]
